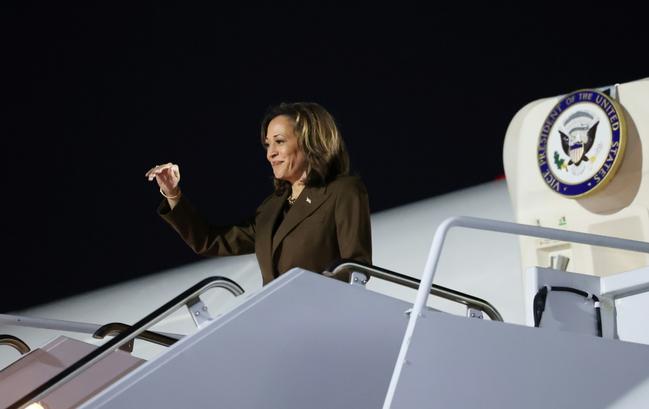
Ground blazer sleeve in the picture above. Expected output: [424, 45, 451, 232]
[158, 195, 256, 257]
[334, 177, 372, 266]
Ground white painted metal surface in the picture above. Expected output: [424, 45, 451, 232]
[504, 77, 649, 277]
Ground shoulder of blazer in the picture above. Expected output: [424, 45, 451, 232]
[325, 175, 368, 195]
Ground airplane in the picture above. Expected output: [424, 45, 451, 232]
[1, 77, 648, 408]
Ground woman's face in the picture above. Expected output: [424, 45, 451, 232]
[265, 115, 307, 184]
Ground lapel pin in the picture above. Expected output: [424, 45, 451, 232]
[306, 197, 312, 204]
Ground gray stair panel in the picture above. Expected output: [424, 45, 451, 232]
[390, 311, 649, 408]
[82, 269, 410, 409]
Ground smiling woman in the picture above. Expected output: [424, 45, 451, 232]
[145, 102, 372, 284]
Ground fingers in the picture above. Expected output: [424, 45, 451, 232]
[145, 162, 179, 181]
[145, 162, 173, 179]
[146, 162, 181, 195]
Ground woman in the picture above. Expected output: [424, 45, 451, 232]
[145, 102, 372, 284]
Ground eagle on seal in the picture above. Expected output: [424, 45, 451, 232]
[559, 120, 598, 167]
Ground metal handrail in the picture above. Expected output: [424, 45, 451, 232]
[10, 276, 244, 409]
[93, 322, 179, 352]
[383, 216, 649, 408]
[327, 261, 503, 321]
[0, 314, 183, 340]
[0, 334, 31, 355]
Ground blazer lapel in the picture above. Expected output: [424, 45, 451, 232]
[256, 190, 288, 275]
[272, 185, 329, 255]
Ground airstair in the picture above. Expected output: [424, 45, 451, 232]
[3, 216, 649, 408]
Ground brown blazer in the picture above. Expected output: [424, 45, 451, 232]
[158, 175, 372, 285]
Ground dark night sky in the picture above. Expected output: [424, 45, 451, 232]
[1, 4, 647, 311]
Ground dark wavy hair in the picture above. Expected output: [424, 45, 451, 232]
[260, 102, 350, 194]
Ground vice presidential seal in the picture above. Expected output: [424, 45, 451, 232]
[537, 89, 626, 197]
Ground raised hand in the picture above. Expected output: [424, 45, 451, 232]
[145, 163, 181, 199]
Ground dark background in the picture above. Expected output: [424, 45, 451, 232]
[1, 4, 647, 311]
